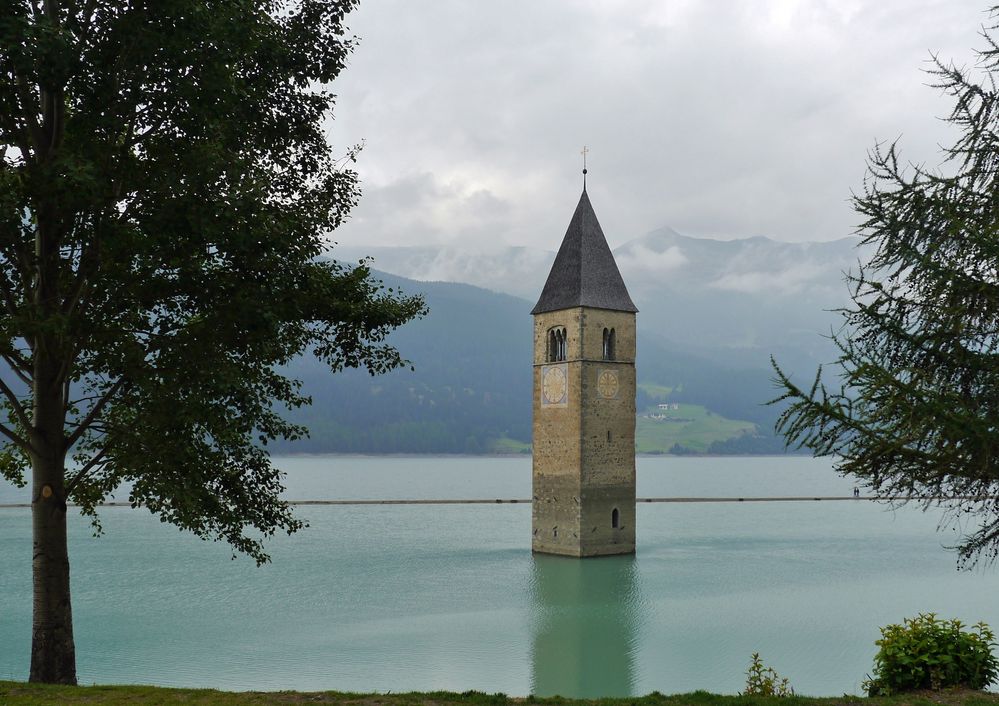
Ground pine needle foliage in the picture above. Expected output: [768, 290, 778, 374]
[771, 9, 999, 567]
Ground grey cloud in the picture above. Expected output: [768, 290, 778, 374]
[326, 0, 987, 251]
[342, 172, 515, 247]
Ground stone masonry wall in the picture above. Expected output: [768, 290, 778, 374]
[533, 308, 636, 557]
[532, 309, 583, 555]
[579, 309, 636, 555]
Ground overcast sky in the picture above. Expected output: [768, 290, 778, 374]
[324, 0, 989, 251]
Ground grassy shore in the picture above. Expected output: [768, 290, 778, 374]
[2, 683, 999, 706]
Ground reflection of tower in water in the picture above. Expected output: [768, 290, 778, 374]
[530, 554, 640, 698]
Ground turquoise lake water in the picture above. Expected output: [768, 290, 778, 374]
[1, 455, 997, 697]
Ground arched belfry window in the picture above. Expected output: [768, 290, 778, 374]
[612, 507, 620, 529]
[602, 328, 616, 360]
[547, 327, 567, 362]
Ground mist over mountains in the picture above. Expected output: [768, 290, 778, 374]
[276, 228, 868, 454]
[337, 227, 868, 373]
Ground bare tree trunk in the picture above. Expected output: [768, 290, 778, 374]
[29, 460, 75, 683]
[28, 355, 75, 684]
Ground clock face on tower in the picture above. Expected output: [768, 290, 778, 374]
[541, 364, 568, 406]
[597, 369, 619, 399]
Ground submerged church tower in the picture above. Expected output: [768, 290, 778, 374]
[531, 186, 638, 557]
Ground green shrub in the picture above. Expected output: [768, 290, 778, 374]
[743, 652, 794, 697]
[864, 613, 998, 695]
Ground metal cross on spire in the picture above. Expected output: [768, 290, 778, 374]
[581, 145, 589, 190]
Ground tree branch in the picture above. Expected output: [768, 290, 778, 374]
[61, 234, 98, 316]
[0, 270, 21, 320]
[40, 0, 65, 160]
[65, 443, 109, 495]
[65, 378, 125, 448]
[1, 352, 32, 386]
[0, 77, 34, 161]
[0, 419, 33, 454]
[11, 69, 43, 156]
[0, 374, 32, 432]
[69, 0, 100, 45]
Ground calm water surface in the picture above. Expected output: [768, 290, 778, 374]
[1, 456, 996, 697]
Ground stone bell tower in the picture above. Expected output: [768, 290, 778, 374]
[531, 185, 637, 557]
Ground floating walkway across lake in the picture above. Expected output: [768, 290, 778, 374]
[278, 495, 979, 505]
[1, 495, 983, 509]
[291, 496, 874, 505]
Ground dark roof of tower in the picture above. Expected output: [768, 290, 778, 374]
[531, 189, 638, 315]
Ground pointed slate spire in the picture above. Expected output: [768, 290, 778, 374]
[531, 190, 638, 314]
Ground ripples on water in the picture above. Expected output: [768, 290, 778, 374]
[0, 456, 996, 697]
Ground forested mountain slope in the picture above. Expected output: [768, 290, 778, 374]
[275, 270, 788, 454]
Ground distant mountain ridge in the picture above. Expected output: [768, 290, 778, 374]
[269, 226, 872, 454]
[336, 227, 869, 374]
[1, 230, 864, 455]
[277, 228, 865, 455]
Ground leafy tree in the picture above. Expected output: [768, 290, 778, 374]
[0, 0, 425, 685]
[772, 11, 999, 567]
